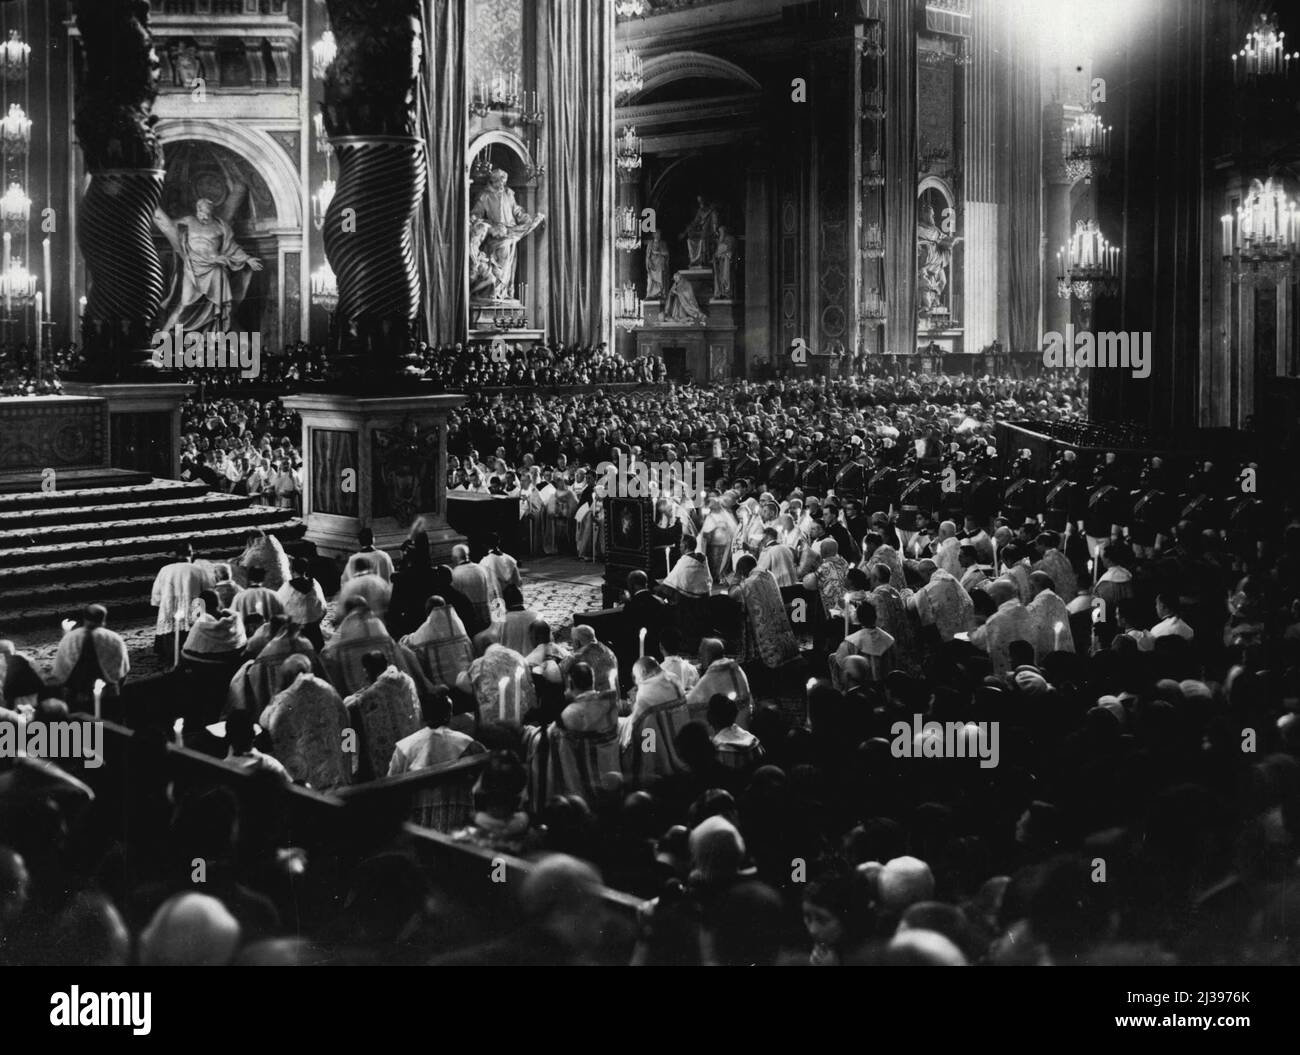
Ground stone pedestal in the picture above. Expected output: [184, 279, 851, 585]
[60, 381, 193, 480]
[282, 390, 468, 560]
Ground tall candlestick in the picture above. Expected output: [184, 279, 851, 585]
[33, 292, 41, 355]
[498, 675, 510, 721]
[514, 666, 523, 720]
[843, 594, 852, 636]
[174, 603, 186, 669]
[1054, 621, 1065, 652]
[42, 237, 50, 323]
[93, 678, 105, 721]
[638, 626, 647, 657]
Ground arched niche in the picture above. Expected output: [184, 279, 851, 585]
[624, 51, 760, 106]
[466, 131, 543, 320]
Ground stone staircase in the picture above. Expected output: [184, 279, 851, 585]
[0, 472, 306, 628]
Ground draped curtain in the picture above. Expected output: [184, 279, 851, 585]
[545, 0, 612, 346]
[1005, 4, 1042, 354]
[419, 0, 467, 344]
[884, 0, 916, 357]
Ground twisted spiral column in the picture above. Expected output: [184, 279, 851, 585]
[323, 135, 426, 376]
[78, 169, 167, 378]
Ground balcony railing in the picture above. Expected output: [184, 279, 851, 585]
[156, 0, 288, 16]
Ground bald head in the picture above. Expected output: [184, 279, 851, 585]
[987, 579, 1019, 606]
[842, 654, 871, 688]
[1029, 570, 1055, 596]
[451, 544, 470, 564]
[279, 653, 312, 690]
[571, 625, 596, 648]
[699, 637, 725, 666]
[938, 521, 957, 540]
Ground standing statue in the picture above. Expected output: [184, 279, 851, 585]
[682, 195, 719, 268]
[664, 271, 708, 325]
[154, 197, 263, 332]
[644, 230, 671, 300]
[712, 225, 737, 299]
[468, 217, 505, 300]
[916, 199, 962, 317]
[470, 168, 545, 302]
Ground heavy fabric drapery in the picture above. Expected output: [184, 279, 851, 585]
[419, 0, 467, 344]
[1004, 2, 1042, 355]
[545, 0, 612, 346]
[884, 0, 916, 358]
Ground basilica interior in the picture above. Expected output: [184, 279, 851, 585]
[0, 0, 1297, 974]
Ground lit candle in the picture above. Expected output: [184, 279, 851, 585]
[1054, 621, 1065, 651]
[638, 626, 647, 657]
[843, 594, 852, 636]
[33, 292, 41, 353]
[498, 675, 510, 721]
[514, 666, 523, 720]
[42, 236, 50, 321]
[93, 678, 105, 721]
[991, 537, 998, 575]
[174, 603, 186, 668]
[172, 717, 184, 748]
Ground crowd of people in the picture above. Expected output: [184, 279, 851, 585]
[2, 360, 1299, 965]
[178, 396, 304, 510]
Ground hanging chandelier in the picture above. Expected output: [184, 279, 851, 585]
[615, 205, 642, 252]
[311, 177, 335, 231]
[310, 262, 338, 311]
[1063, 103, 1111, 185]
[0, 104, 30, 156]
[1056, 219, 1120, 307]
[616, 127, 642, 172]
[313, 111, 333, 156]
[0, 30, 29, 82]
[311, 30, 336, 81]
[0, 182, 29, 230]
[615, 49, 644, 98]
[1232, 12, 1297, 84]
[1222, 177, 1298, 269]
[614, 283, 644, 330]
[615, 0, 647, 18]
[0, 257, 36, 304]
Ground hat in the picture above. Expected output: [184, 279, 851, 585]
[689, 815, 750, 885]
[139, 893, 241, 966]
[878, 855, 935, 911]
[1013, 667, 1049, 697]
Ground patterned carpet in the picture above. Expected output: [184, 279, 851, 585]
[8, 557, 605, 681]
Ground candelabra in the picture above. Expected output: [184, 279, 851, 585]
[0, 182, 29, 232]
[470, 148, 495, 182]
[0, 257, 36, 304]
[311, 172, 335, 231]
[310, 261, 338, 311]
[859, 23, 885, 58]
[311, 29, 336, 81]
[615, 49, 644, 98]
[862, 287, 886, 319]
[954, 37, 973, 67]
[616, 205, 642, 252]
[863, 222, 884, 259]
[862, 151, 883, 188]
[313, 111, 333, 156]
[1222, 177, 1298, 271]
[1063, 103, 1111, 185]
[0, 104, 30, 156]
[615, 0, 647, 18]
[493, 306, 527, 330]
[1057, 219, 1120, 308]
[1232, 12, 1298, 84]
[521, 93, 545, 126]
[862, 88, 885, 118]
[614, 283, 644, 330]
[0, 30, 29, 83]
[616, 127, 642, 173]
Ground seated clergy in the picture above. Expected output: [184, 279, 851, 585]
[621, 656, 690, 784]
[473, 585, 548, 656]
[338, 557, 393, 619]
[661, 547, 713, 599]
[460, 642, 537, 724]
[621, 656, 687, 749]
[559, 625, 620, 694]
[685, 638, 752, 728]
[527, 662, 620, 807]
[51, 605, 130, 715]
[227, 618, 330, 718]
[450, 544, 498, 636]
[259, 654, 351, 791]
[968, 579, 1036, 676]
[320, 598, 429, 699]
[1024, 571, 1075, 662]
[229, 566, 284, 623]
[388, 687, 486, 831]
[344, 652, 423, 782]
[911, 563, 975, 642]
[730, 555, 799, 670]
[833, 598, 895, 689]
[400, 597, 475, 688]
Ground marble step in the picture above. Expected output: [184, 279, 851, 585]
[0, 492, 255, 530]
[0, 477, 208, 512]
